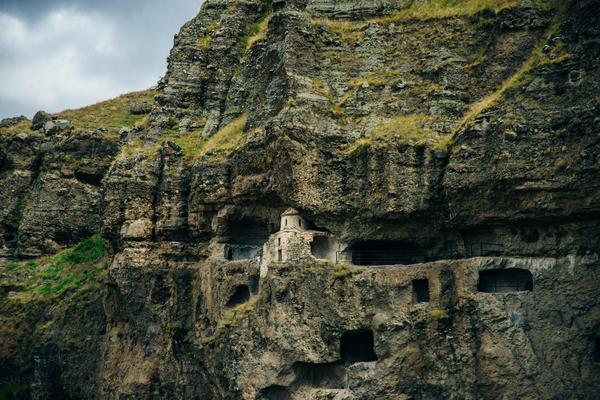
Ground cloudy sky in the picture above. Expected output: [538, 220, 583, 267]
[0, 0, 201, 119]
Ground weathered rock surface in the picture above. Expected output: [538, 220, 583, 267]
[31, 111, 53, 131]
[0, 116, 27, 129]
[1, 0, 600, 399]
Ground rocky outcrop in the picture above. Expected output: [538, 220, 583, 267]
[1, 0, 600, 399]
[0, 130, 120, 258]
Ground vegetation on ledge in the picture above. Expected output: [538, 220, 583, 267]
[0, 89, 155, 137]
[346, 115, 453, 155]
[58, 89, 156, 135]
[2, 234, 107, 299]
[0, 235, 108, 360]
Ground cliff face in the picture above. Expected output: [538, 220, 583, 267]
[1, 0, 600, 399]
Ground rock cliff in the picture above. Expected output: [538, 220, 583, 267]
[1, 0, 600, 399]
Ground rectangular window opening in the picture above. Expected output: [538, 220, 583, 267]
[412, 278, 430, 303]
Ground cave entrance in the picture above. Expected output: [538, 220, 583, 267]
[310, 236, 336, 262]
[223, 217, 269, 260]
[594, 337, 600, 363]
[226, 285, 250, 308]
[351, 240, 425, 265]
[258, 385, 291, 400]
[340, 329, 378, 363]
[224, 244, 262, 261]
[412, 278, 430, 303]
[293, 362, 346, 389]
[477, 269, 533, 293]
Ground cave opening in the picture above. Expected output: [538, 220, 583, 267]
[351, 240, 425, 265]
[594, 337, 600, 363]
[258, 385, 291, 400]
[294, 362, 346, 389]
[340, 329, 378, 363]
[74, 170, 103, 186]
[227, 217, 269, 245]
[310, 236, 336, 261]
[224, 244, 262, 261]
[477, 268, 533, 293]
[226, 285, 250, 308]
[223, 217, 269, 260]
[412, 278, 430, 303]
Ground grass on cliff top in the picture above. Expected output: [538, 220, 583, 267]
[2, 234, 107, 300]
[346, 115, 452, 155]
[58, 89, 156, 134]
[376, 0, 561, 22]
[0, 89, 155, 137]
[311, 0, 561, 35]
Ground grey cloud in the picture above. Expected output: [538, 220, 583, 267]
[0, 0, 201, 119]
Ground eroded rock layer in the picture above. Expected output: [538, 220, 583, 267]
[1, 0, 600, 399]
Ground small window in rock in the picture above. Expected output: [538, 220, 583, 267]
[477, 268, 533, 293]
[594, 337, 600, 363]
[285, 218, 287, 226]
[278, 249, 282, 262]
[299, 219, 302, 226]
[413, 278, 430, 303]
[340, 329, 377, 363]
[226, 285, 250, 308]
[278, 237, 281, 246]
[225, 246, 233, 261]
[351, 240, 425, 265]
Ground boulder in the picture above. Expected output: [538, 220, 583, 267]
[128, 102, 152, 115]
[0, 115, 27, 128]
[31, 111, 53, 130]
[118, 127, 130, 139]
[43, 119, 74, 136]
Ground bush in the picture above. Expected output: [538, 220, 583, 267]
[63, 234, 106, 264]
[431, 309, 449, 319]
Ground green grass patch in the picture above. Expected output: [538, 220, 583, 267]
[246, 13, 272, 50]
[57, 89, 156, 135]
[345, 115, 452, 154]
[431, 309, 449, 319]
[311, 18, 365, 45]
[0, 89, 156, 137]
[0, 119, 30, 136]
[2, 234, 107, 299]
[333, 263, 353, 279]
[453, 0, 573, 133]
[0, 384, 26, 400]
[373, 0, 561, 23]
[197, 36, 212, 50]
[201, 114, 248, 156]
[160, 113, 249, 164]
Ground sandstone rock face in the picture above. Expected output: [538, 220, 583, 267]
[1, 0, 600, 399]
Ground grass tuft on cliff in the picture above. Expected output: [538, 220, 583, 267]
[246, 13, 272, 50]
[0, 235, 108, 360]
[160, 113, 249, 164]
[347, 115, 452, 154]
[2, 234, 107, 299]
[376, 0, 561, 22]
